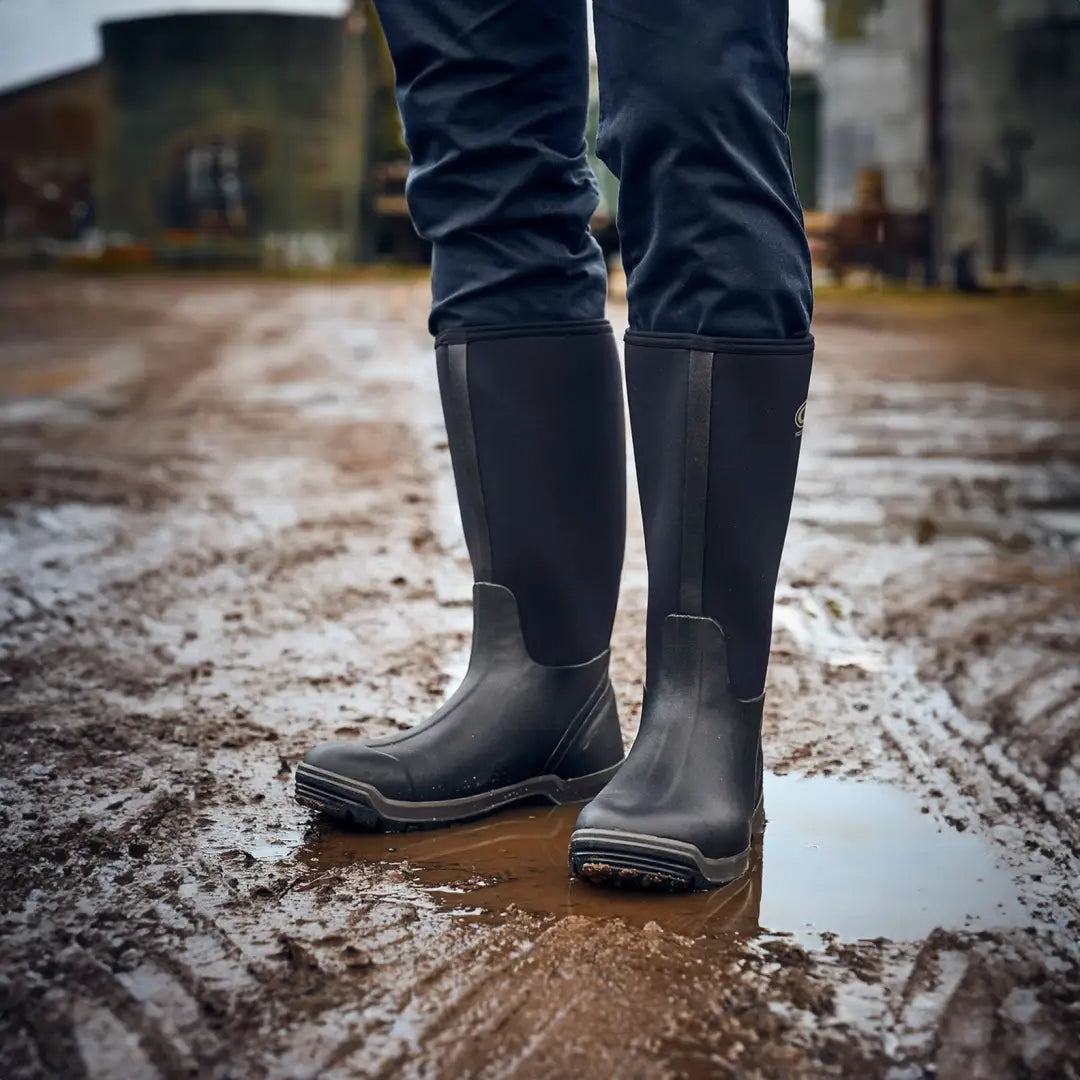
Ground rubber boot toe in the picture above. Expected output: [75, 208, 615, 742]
[569, 615, 763, 891]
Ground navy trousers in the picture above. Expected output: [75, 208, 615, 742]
[372, 0, 812, 339]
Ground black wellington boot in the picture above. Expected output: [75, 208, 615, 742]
[296, 322, 627, 830]
[570, 334, 813, 889]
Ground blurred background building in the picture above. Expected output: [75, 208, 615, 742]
[821, 0, 1080, 287]
[0, 3, 403, 268]
[98, 12, 369, 268]
[0, 65, 105, 249]
[0, 0, 1077, 285]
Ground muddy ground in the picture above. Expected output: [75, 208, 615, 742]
[0, 274, 1078, 1079]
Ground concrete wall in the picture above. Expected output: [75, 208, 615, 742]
[941, 0, 1080, 282]
[97, 13, 369, 265]
[820, 0, 927, 212]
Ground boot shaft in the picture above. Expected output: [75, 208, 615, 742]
[625, 333, 813, 698]
[435, 322, 627, 667]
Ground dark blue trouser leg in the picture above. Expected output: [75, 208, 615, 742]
[593, 0, 814, 696]
[372, 0, 606, 335]
[372, 0, 624, 671]
[594, 0, 813, 338]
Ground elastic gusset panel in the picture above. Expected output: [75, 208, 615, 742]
[625, 345, 692, 688]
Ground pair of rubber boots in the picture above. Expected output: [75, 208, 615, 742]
[295, 322, 812, 891]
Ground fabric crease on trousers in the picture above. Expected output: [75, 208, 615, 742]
[372, 0, 813, 339]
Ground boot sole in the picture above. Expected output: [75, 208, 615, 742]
[295, 760, 623, 832]
[568, 797, 765, 892]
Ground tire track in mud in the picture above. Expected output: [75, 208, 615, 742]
[1, 279, 1078, 1079]
[761, 349, 1080, 1078]
[0, 278, 488, 1079]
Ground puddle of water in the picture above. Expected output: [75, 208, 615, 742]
[297, 773, 1024, 947]
[303, 801, 761, 937]
[245, 834, 308, 862]
[759, 774, 1022, 942]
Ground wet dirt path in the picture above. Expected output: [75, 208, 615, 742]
[1, 275, 1078, 1079]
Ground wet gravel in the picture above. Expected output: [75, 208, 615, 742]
[1, 275, 1078, 1079]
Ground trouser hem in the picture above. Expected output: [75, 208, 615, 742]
[435, 320, 612, 347]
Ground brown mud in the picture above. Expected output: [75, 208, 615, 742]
[299, 772, 1023, 942]
[1, 275, 1078, 1079]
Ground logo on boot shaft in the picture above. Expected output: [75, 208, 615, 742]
[795, 400, 807, 437]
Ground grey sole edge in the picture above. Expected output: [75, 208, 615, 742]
[295, 759, 624, 832]
[568, 797, 766, 892]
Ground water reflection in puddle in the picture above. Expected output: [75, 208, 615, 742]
[298, 773, 1024, 947]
